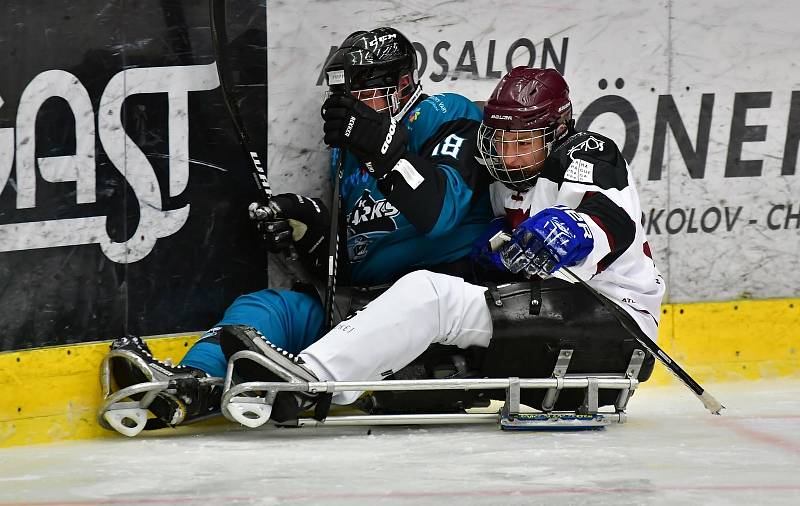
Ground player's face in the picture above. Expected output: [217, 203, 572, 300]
[352, 88, 391, 113]
[349, 75, 411, 115]
[493, 130, 548, 178]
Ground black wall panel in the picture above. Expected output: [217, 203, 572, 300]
[0, 0, 268, 349]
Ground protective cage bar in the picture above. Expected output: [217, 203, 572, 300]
[96, 348, 644, 436]
[219, 349, 643, 431]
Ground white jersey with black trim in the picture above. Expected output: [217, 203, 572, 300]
[489, 130, 665, 341]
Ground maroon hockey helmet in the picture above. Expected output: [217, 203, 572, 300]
[478, 67, 573, 190]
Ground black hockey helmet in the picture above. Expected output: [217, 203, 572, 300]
[327, 27, 422, 120]
[323, 30, 368, 92]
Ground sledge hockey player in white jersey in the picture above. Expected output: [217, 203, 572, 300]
[476, 66, 664, 341]
[218, 66, 665, 423]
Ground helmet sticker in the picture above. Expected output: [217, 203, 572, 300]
[327, 70, 345, 86]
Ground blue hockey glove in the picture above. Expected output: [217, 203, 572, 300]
[469, 217, 511, 272]
[500, 205, 594, 277]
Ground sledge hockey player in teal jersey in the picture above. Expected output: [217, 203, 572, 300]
[216, 67, 666, 425]
[99, 27, 495, 434]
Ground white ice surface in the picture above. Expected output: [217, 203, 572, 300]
[1, 379, 799, 506]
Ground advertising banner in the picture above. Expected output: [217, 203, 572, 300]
[268, 0, 799, 302]
[1, 0, 797, 350]
[0, 0, 268, 349]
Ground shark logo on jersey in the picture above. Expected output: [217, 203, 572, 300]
[348, 233, 372, 262]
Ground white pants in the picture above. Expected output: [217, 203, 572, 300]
[299, 269, 660, 406]
[299, 270, 492, 405]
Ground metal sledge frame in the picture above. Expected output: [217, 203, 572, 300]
[220, 347, 646, 431]
[97, 351, 224, 437]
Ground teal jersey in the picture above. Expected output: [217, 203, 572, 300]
[335, 93, 494, 285]
[181, 95, 495, 376]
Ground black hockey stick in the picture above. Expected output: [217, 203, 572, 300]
[209, 0, 271, 203]
[211, 0, 302, 264]
[560, 266, 725, 415]
[323, 147, 345, 331]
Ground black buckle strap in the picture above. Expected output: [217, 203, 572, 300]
[313, 393, 334, 421]
[144, 418, 171, 431]
[529, 277, 542, 315]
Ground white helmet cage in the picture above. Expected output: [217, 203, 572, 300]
[349, 69, 421, 121]
[477, 124, 559, 191]
[324, 74, 421, 122]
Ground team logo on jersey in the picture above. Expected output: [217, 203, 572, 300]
[347, 190, 400, 262]
[348, 233, 373, 262]
[408, 110, 421, 123]
[348, 189, 400, 233]
[567, 135, 605, 160]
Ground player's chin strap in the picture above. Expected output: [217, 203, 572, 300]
[560, 266, 725, 415]
[391, 84, 422, 123]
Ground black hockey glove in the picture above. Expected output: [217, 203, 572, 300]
[321, 93, 408, 178]
[248, 201, 291, 254]
[249, 193, 330, 270]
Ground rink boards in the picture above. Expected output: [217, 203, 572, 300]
[2, 0, 799, 452]
[1, 297, 797, 448]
